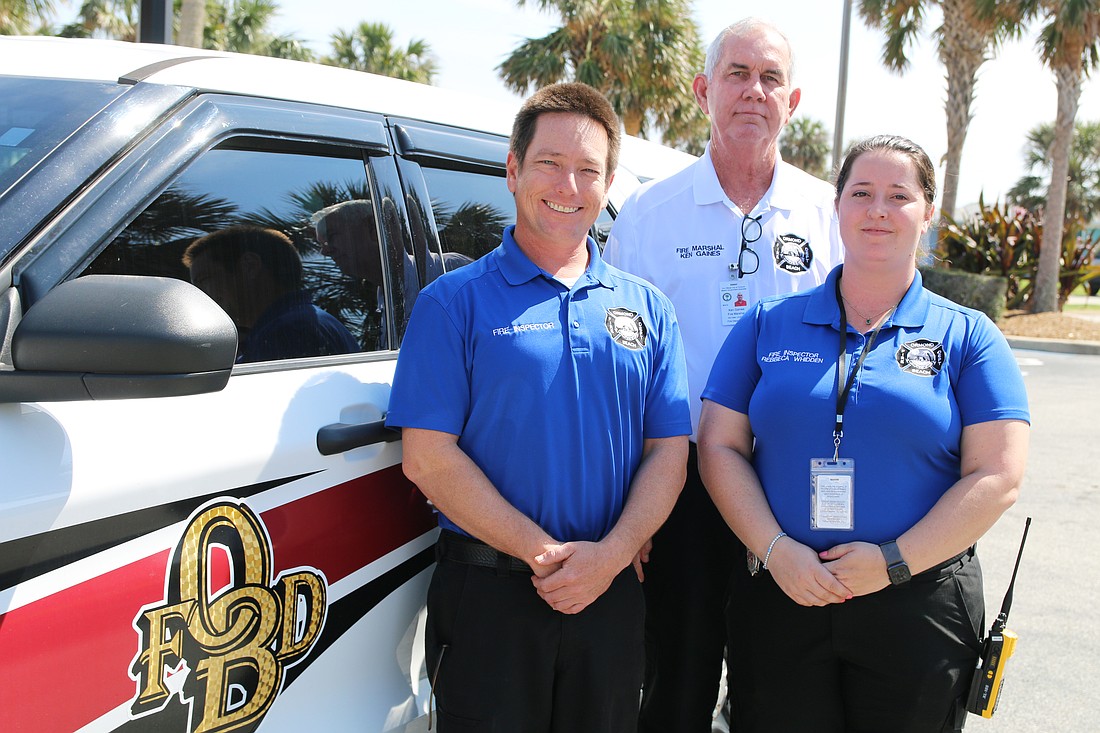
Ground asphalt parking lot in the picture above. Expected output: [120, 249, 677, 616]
[965, 347, 1099, 732]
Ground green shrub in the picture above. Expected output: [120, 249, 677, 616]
[919, 267, 1007, 321]
[937, 197, 1100, 310]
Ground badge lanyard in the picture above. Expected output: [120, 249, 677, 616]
[809, 277, 895, 532]
[832, 276, 894, 461]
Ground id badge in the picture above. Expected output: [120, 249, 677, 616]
[810, 458, 854, 531]
[720, 281, 750, 326]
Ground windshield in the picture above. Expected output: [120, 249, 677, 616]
[0, 78, 126, 198]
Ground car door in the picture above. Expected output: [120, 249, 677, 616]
[0, 93, 436, 733]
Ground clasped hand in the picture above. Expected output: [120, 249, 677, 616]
[768, 538, 889, 606]
[529, 541, 625, 615]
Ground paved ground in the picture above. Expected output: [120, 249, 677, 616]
[954, 348, 1098, 732]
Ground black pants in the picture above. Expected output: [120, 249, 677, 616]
[727, 548, 985, 733]
[638, 443, 743, 733]
[426, 540, 645, 733]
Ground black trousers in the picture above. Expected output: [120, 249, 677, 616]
[426, 542, 645, 733]
[638, 442, 743, 733]
[726, 547, 985, 733]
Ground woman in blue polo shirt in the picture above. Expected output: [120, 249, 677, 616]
[698, 135, 1030, 733]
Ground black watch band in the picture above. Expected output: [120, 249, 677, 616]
[879, 540, 912, 585]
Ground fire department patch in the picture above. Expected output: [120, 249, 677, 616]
[605, 307, 648, 350]
[772, 234, 813, 273]
[895, 339, 946, 376]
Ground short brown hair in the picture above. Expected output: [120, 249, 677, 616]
[510, 82, 621, 176]
[183, 225, 303, 290]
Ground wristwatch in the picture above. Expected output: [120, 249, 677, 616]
[879, 540, 912, 585]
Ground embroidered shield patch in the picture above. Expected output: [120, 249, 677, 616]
[896, 339, 946, 376]
[605, 307, 648, 350]
[772, 233, 813, 273]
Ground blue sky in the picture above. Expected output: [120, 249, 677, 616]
[73, 0, 1100, 210]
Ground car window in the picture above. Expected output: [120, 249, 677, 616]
[82, 140, 400, 361]
[0, 78, 125, 200]
[419, 165, 513, 267]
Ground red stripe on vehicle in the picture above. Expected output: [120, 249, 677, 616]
[0, 467, 435, 733]
[0, 551, 170, 733]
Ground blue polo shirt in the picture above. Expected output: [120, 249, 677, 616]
[702, 266, 1029, 551]
[239, 290, 358, 363]
[387, 227, 691, 543]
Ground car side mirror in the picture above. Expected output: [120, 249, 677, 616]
[0, 275, 237, 403]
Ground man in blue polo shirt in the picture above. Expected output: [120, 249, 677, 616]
[386, 83, 691, 732]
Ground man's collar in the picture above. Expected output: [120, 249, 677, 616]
[496, 225, 613, 289]
[693, 144, 782, 213]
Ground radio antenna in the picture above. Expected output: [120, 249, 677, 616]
[991, 516, 1031, 635]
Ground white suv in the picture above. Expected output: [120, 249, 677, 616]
[0, 36, 693, 733]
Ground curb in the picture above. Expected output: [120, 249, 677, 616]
[1004, 335, 1100, 356]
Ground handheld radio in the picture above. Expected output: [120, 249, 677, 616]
[966, 516, 1032, 718]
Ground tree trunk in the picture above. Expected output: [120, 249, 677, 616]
[937, 0, 988, 223]
[621, 108, 643, 138]
[1034, 64, 1081, 313]
[177, 0, 205, 49]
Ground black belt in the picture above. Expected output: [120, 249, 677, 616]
[436, 529, 531, 575]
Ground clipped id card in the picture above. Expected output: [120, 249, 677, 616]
[810, 458, 854, 531]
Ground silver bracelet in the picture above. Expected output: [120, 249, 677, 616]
[762, 531, 787, 570]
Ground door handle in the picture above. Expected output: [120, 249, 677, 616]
[316, 417, 399, 455]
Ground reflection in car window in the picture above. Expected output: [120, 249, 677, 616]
[83, 142, 397, 361]
[0, 78, 128, 262]
[0, 79, 125, 195]
[183, 225, 358, 363]
[420, 166, 513, 263]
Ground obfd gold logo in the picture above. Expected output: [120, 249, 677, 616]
[130, 501, 327, 732]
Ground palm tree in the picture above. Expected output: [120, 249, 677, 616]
[323, 21, 437, 83]
[58, 0, 137, 40]
[0, 0, 55, 33]
[993, 0, 1100, 312]
[1009, 119, 1100, 224]
[859, 0, 1018, 222]
[205, 0, 313, 60]
[780, 117, 832, 180]
[497, 0, 704, 139]
[59, 0, 310, 59]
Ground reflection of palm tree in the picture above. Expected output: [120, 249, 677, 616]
[85, 188, 237, 279]
[240, 180, 375, 334]
[433, 201, 510, 261]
